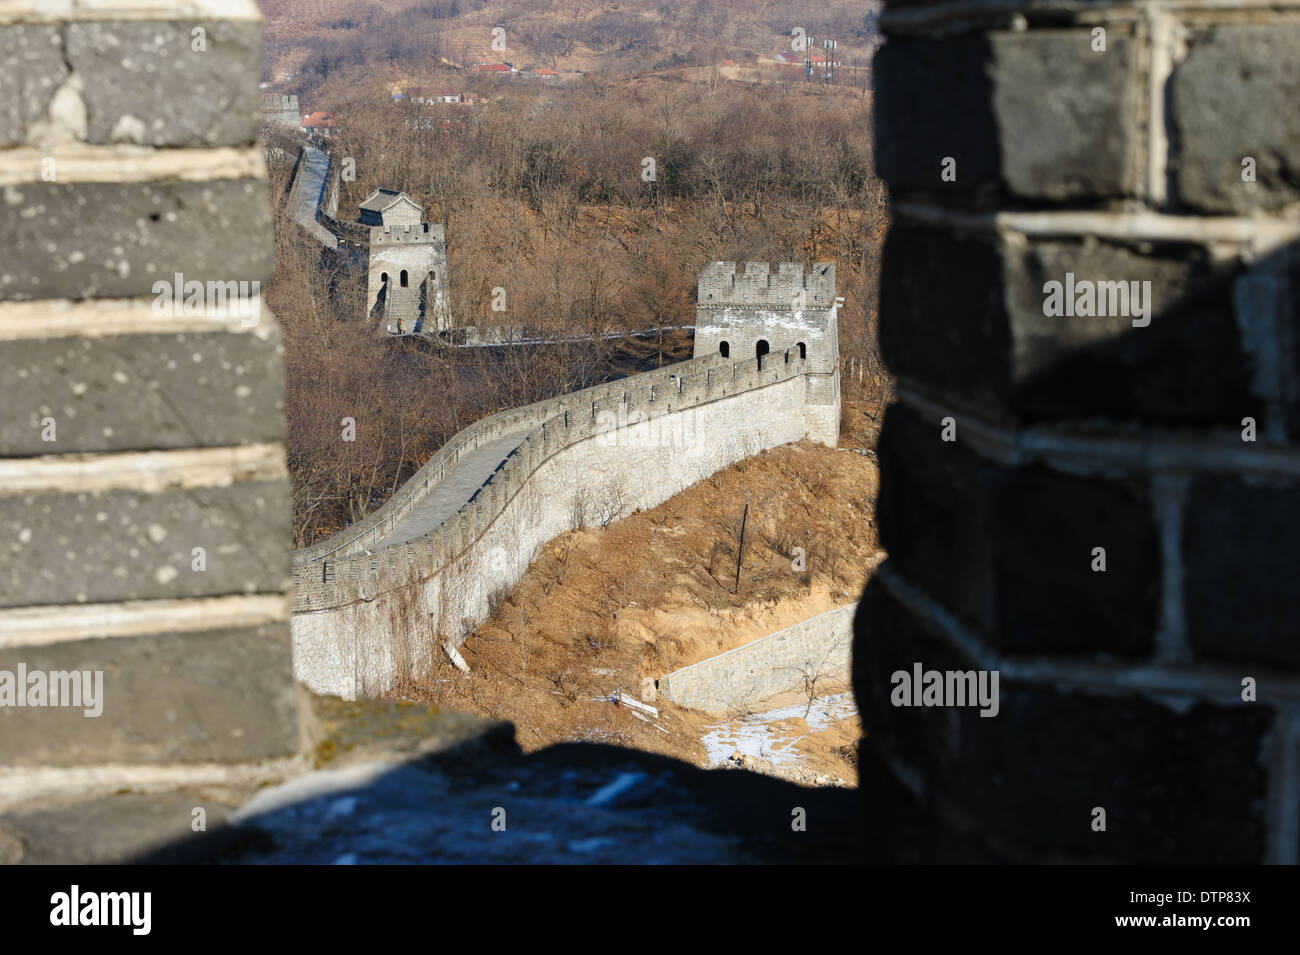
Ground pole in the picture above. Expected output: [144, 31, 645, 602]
[734, 502, 749, 595]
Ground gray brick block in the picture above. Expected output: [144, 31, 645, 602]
[1184, 475, 1300, 668]
[875, 34, 1001, 197]
[876, 30, 1138, 201]
[0, 25, 67, 148]
[66, 20, 262, 147]
[0, 480, 291, 607]
[876, 403, 1159, 657]
[0, 178, 272, 300]
[853, 581, 1273, 863]
[1171, 25, 1300, 213]
[0, 623, 299, 767]
[880, 222, 1261, 424]
[991, 31, 1138, 201]
[0, 328, 285, 455]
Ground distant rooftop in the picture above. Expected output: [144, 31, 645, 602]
[358, 188, 422, 214]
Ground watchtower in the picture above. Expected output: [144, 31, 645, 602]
[694, 262, 840, 445]
[259, 93, 299, 129]
[361, 189, 451, 334]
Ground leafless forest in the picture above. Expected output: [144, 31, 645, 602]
[263, 3, 888, 546]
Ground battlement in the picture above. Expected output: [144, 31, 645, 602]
[693, 261, 840, 446]
[366, 215, 451, 332]
[260, 93, 299, 112]
[371, 222, 446, 245]
[698, 261, 836, 309]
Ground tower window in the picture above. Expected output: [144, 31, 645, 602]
[719, 341, 729, 358]
[756, 340, 770, 365]
[797, 341, 807, 360]
[400, 270, 409, 288]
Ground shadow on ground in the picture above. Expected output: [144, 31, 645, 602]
[110, 699, 859, 865]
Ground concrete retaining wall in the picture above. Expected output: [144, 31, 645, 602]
[658, 604, 857, 715]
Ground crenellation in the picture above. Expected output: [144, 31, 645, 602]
[260, 93, 300, 130]
[694, 261, 840, 446]
[697, 261, 837, 308]
[289, 300, 835, 694]
[289, 349, 815, 614]
[373, 221, 447, 245]
[363, 190, 451, 334]
[291, 359, 813, 695]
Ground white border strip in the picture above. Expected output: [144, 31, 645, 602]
[0, 0, 262, 25]
[0, 755, 307, 815]
[0, 594, 290, 648]
[895, 202, 1300, 256]
[0, 296, 274, 340]
[898, 386, 1300, 478]
[0, 144, 266, 186]
[0, 443, 286, 494]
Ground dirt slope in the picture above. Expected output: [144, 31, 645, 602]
[393, 397, 885, 785]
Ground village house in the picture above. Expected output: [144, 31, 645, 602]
[404, 86, 466, 104]
[301, 110, 339, 137]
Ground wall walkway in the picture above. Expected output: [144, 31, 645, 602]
[291, 351, 822, 696]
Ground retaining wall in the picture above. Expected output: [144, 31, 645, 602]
[658, 604, 857, 714]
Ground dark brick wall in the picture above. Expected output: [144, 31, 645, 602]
[857, 0, 1300, 863]
[0, 1, 301, 794]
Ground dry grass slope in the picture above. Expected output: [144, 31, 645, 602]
[392, 396, 885, 783]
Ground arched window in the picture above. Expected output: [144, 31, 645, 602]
[400, 269, 409, 288]
[797, 341, 807, 360]
[380, 272, 389, 285]
[719, 341, 729, 358]
[756, 340, 770, 367]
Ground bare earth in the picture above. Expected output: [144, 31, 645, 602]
[394, 398, 884, 787]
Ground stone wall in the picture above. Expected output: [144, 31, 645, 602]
[0, 0, 303, 809]
[286, 144, 337, 249]
[260, 93, 299, 129]
[659, 604, 857, 714]
[694, 262, 840, 446]
[366, 222, 450, 333]
[292, 353, 817, 697]
[857, 0, 1300, 863]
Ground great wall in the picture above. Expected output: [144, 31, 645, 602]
[3, 0, 1299, 868]
[264, 89, 852, 703]
[291, 260, 842, 698]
